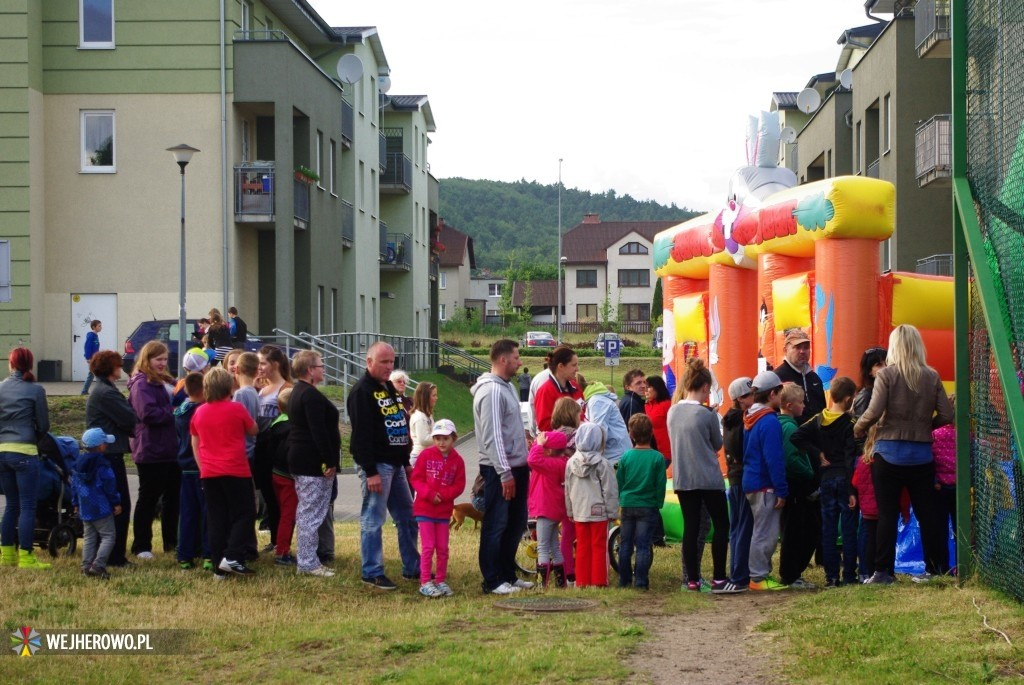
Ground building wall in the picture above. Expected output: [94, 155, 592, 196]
[607, 233, 655, 319]
[563, 263, 608, 323]
[795, 90, 853, 182]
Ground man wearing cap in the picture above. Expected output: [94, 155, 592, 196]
[348, 341, 420, 591]
[774, 330, 825, 424]
[724, 376, 756, 587]
[73, 428, 123, 578]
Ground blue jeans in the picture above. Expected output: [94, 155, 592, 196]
[618, 507, 659, 588]
[0, 451, 41, 550]
[727, 483, 753, 585]
[478, 464, 529, 592]
[358, 464, 419, 579]
[81, 371, 94, 395]
[177, 472, 209, 562]
[820, 477, 858, 583]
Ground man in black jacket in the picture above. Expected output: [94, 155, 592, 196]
[618, 369, 648, 425]
[774, 330, 825, 424]
[347, 341, 419, 590]
[228, 306, 248, 347]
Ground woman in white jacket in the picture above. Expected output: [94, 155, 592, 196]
[408, 382, 437, 466]
[564, 423, 619, 588]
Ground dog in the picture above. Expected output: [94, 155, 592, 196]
[450, 502, 484, 530]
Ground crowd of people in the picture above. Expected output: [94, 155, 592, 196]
[0, 321, 956, 595]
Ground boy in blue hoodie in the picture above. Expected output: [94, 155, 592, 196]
[175, 372, 210, 570]
[741, 370, 789, 591]
[72, 428, 122, 579]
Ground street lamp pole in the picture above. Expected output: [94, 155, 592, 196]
[557, 158, 563, 342]
[167, 144, 200, 377]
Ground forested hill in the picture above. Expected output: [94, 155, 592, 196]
[438, 178, 699, 272]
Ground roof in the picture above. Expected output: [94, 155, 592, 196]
[512, 280, 558, 308]
[386, 95, 436, 132]
[838, 23, 887, 46]
[772, 92, 799, 109]
[562, 217, 679, 264]
[438, 221, 475, 269]
[331, 26, 389, 74]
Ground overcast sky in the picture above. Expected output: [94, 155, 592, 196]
[309, 0, 885, 213]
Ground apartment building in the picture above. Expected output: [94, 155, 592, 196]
[0, 0, 437, 378]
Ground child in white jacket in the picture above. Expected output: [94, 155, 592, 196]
[564, 423, 619, 588]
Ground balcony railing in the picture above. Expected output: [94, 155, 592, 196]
[866, 159, 880, 179]
[293, 178, 310, 228]
[380, 232, 412, 270]
[915, 0, 950, 57]
[379, 221, 388, 261]
[429, 257, 438, 281]
[916, 114, 952, 187]
[917, 253, 953, 276]
[341, 98, 354, 149]
[378, 133, 387, 174]
[381, 153, 413, 193]
[234, 163, 275, 221]
[341, 200, 354, 247]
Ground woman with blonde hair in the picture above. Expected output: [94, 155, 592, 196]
[408, 381, 437, 466]
[854, 324, 954, 584]
[128, 341, 180, 559]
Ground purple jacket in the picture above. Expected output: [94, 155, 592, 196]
[128, 372, 177, 464]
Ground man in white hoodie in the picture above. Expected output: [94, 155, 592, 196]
[472, 339, 534, 595]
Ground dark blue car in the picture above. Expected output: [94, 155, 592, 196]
[122, 319, 267, 376]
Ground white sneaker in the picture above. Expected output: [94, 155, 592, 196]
[512, 578, 535, 590]
[135, 551, 155, 560]
[419, 582, 443, 598]
[435, 582, 454, 596]
[489, 582, 521, 595]
[298, 566, 335, 577]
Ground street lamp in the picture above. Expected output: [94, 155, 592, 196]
[556, 158, 563, 342]
[167, 143, 200, 377]
[559, 256, 567, 342]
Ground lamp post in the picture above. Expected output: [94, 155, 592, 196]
[556, 158, 563, 342]
[167, 144, 200, 377]
[559, 256, 567, 341]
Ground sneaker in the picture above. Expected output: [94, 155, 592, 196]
[178, 560, 194, 570]
[684, 581, 701, 592]
[419, 582, 443, 598]
[86, 566, 110, 580]
[402, 572, 419, 581]
[435, 581, 454, 596]
[824, 578, 839, 589]
[488, 582, 521, 595]
[749, 577, 789, 591]
[218, 558, 256, 576]
[859, 574, 871, 584]
[788, 578, 817, 590]
[911, 572, 934, 584]
[362, 575, 398, 591]
[275, 554, 297, 566]
[512, 578, 535, 590]
[202, 559, 213, 571]
[299, 566, 335, 577]
[261, 543, 276, 554]
[711, 580, 748, 594]
[212, 572, 228, 582]
[864, 571, 896, 585]
[135, 551, 155, 560]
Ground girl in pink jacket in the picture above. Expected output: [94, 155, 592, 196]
[851, 425, 879, 581]
[527, 430, 571, 588]
[410, 419, 465, 598]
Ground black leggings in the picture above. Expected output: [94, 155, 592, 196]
[677, 489, 729, 582]
[872, 456, 948, 575]
[203, 476, 256, 568]
[132, 462, 181, 554]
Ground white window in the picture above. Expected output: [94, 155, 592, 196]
[439, 272, 447, 289]
[328, 139, 336, 194]
[488, 283, 502, 297]
[439, 304, 447, 321]
[0, 240, 10, 303]
[316, 130, 323, 188]
[81, 110, 115, 173]
[80, 0, 114, 49]
[241, 1, 252, 32]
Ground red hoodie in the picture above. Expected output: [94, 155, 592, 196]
[409, 446, 466, 520]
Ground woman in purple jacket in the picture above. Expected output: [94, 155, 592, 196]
[128, 341, 180, 559]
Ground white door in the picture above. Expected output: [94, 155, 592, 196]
[71, 294, 117, 381]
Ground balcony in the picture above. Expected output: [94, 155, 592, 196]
[235, 163, 275, 222]
[380, 232, 412, 271]
[293, 178, 309, 229]
[341, 200, 354, 247]
[381, 153, 413, 194]
[341, 98, 354, 149]
[916, 0, 950, 58]
[915, 114, 951, 187]
[429, 257, 439, 281]
[378, 133, 387, 174]
[866, 159, 880, 179]
[917, 254, 953, 276]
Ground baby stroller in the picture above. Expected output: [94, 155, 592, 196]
[34, 434, 82, 557]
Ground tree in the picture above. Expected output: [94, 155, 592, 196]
[652, 277, 663, 317]
[599, 284, 614, 330]
[497, 261, 516, 323]
[518, 280, 533, 325]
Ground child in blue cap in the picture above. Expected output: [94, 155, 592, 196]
[73, 428, 123, 579]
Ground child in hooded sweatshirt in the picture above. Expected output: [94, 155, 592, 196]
[72, 428, 123, 579]
[175, 372, 210, 570]
[724, 376, 755, 589]
[791, 376, 859, 587]
[528, 429, 572, 588]
[564, 422, 619, 588]
[582, 381, 631, 465]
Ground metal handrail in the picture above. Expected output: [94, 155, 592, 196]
[438, 342, 488, 381]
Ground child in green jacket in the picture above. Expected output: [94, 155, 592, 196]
[778, 383, 818, 589]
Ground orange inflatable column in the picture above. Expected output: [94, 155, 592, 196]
[707, 264, 758, 413]
[813, 238, 880, 388]
[758, 253, 815, 370]
[663, 275, 708, 394]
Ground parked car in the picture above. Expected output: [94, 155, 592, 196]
[122, 319, 269, 376]
[652, 326, 664, 350]
[522, 331, 557, 349]
[595, 331, 621, 352]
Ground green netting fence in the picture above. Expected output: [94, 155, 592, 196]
[963, 0, 1024, 600]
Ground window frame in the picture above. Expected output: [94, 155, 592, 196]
[617, 269, 650, 288]
[439, 272, 447, 290]
[618, 241, 649, 255]
[79, 0, 115, 49]
[576, 269, 597, 288]
[80, 110, 116, 174]
[328, 139, 336, 195]
[439, 303, 447, 321]
[316, 130, 324, 189]
[619, 303, 651, 322]
[0, 239, 10, 303]
[488, 283, 503, 298]
[577, 304, 597, 321]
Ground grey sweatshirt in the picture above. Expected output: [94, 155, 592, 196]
[667, 400, 725, 491]
[471, 372, 528, 482]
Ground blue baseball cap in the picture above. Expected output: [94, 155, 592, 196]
[82, 427, 115, 448]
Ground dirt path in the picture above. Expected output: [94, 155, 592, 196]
[624, 592, 790, 684]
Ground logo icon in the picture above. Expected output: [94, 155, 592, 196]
[11, 627, 42, 656]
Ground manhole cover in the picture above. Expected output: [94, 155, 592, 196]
[492, 596, 599, 612]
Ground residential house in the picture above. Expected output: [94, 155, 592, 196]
[511, 280, 558, 324]
[468, 275, 505, 325]
[436, 220, 475, 324]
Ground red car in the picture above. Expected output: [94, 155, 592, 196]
[522, 331, 557, 348]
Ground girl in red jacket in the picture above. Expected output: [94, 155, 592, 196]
[527, 430, 572, 588]
[851, 425, 879, 582]
[410, 419, 465, 598]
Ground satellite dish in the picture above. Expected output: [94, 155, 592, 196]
[379, 93, 391, 109]
[780, 126, 797, 144]
[796, 88, 821, 114]
[336, 54, 364, 84]
[378, 75, 392, 94]
[839, 68, 853, 90]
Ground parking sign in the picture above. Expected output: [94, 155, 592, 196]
[604, 338, 620, 367]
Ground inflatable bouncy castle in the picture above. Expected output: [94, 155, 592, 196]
[654, 112, 954, 402]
